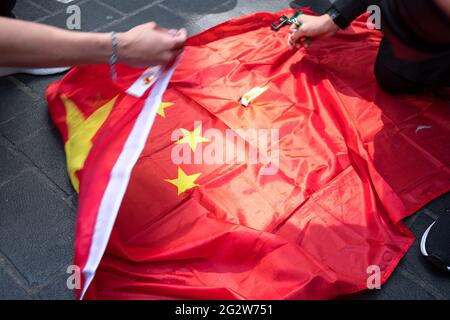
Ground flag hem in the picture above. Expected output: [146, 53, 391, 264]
[79, 60, 179, 299]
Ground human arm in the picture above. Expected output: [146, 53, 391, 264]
[289, 0, 380, 48]
[0, 18, 187, 68]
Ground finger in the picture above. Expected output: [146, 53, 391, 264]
[152, 23, 168, 31]
[287, 34, 294, 49]
[159, 28, 185, 51]
[175, 28, 187, 39]
[288, 33, 295, 44]
[170, 28, 187, 50]
[147, 21, 157, 30]
[299, 38, 306, 49]
[288, 34, 300, 50]
[158, 27, 179, 36]
[154, 24, 182, 38]
[304, 37, 311, 48]
[160, 48, 183, 64]
[289, 41, 299, 50]
[171, 48, 184, 58]
[290, 27, 306, 42]
[297, 14, 309, 25]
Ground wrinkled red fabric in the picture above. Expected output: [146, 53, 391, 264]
[47, 9, 450, 299]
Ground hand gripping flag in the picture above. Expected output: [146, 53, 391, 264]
[47, 9, 450, 299]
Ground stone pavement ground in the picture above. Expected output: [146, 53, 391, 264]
[0, 0, 448, 300]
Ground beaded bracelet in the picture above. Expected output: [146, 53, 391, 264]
[110, 32, 118, 81]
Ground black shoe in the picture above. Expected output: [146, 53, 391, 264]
[420, 213, 450, 272]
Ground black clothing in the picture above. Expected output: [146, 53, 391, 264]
[0, 0, 16, 18]
[421, 213, 450, 272]
[331, 0, 450, 91]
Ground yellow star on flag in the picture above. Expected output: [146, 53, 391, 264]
[157, 102, 173, 118]
[165, 167, 201, 195]
[176, 126, 210, 152]
[62, 94, 118, 192]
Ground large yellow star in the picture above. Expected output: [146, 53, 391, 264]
[176, 126, 210, 152]
[62, 95, 118, 192]
[157, 102, 173, 118]
[165, 167, 201, 195]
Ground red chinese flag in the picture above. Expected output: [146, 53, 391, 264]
[46, 9, 450, 299]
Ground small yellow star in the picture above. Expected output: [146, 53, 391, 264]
[157, 102, 173, 118]
[165, 167, 201, 195]
[176, 126, 210, 152]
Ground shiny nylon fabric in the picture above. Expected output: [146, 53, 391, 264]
[48, 9, 450, 299]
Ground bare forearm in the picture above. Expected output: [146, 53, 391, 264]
[0, 17, 112, 67]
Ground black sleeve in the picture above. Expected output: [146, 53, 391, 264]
[0, 0, 16, 17]
[330, 0, 381, 28]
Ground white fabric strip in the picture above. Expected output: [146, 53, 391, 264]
[126, 66, 161, 97]
[80, 60, 179, 299]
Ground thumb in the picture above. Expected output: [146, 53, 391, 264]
[290, 26, 307, 43]
[170, 28, 187, 51]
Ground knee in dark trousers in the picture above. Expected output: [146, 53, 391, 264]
[0, 0, 16, 18]
[374, 38, 423, 95]
[374, 58, 422, 95]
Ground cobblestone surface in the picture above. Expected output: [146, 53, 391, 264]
[0, 0, 448, 300]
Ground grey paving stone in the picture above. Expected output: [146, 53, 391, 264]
[0, 171, 75, 287]
[98, 4, 186, 33]
[14, 73, 66, 101]
[184, 2, 246, 35]
[162, 0, 239, 21]
[13, 0, 49, 21]
[98, 0, 160, 14]
[19, 127, 74, 195]
[0, 100, 54, 145]
[0, 267, 31, 300]
[289, 0, 331, 14]
[39, 0, 122, 31]
[66, 193, 78, 211]
[0, 141, 26, 185]
[0, 77, 38, 125]
[398, 211, 450, 299]
[39, 270, 75, 300]
[238, 0, 290, 15]
[30, 0, 83, 13]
